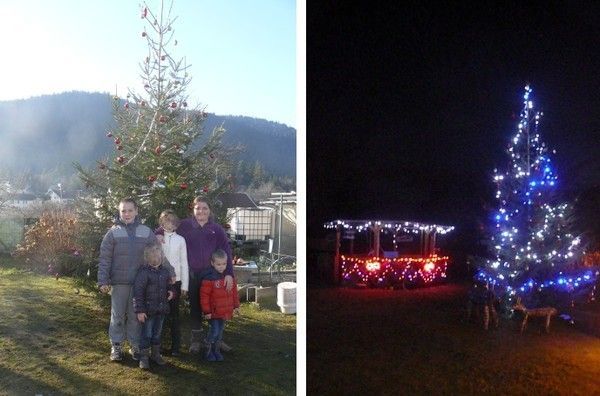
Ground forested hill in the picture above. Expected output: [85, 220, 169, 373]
[0, 91, 295, 177]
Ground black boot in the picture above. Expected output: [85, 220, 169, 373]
[213, 341, 224, 361]
[151, 345, 166, 365]
[205, 343, 216, 362]
[139, 348, 150, 369]
[171, 332, 181, 356]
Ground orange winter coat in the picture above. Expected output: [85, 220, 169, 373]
[200, 269, 240, 320]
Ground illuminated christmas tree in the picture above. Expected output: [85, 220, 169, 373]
[478, 85, 593, 300]
[75, 1, 233, 228]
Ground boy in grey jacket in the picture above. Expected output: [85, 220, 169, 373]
[98, 197, 175, 361]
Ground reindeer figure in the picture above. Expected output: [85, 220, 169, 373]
[513, 297, 558, 333]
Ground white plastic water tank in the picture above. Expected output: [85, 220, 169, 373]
[277, 282, 297, 314]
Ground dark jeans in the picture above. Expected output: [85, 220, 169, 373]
[189, 271, 204, 331]
[166, 281, 182, 350]
[207, 319, 225, 343]
[139, 314, 165, 350]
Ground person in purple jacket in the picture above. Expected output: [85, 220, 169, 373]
[159, 196, 234, 354]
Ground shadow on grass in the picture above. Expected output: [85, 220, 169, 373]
[0, 366, 62, 395]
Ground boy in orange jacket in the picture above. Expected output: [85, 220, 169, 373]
[200, 249, 240, 361]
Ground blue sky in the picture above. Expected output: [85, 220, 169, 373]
[0, 0, 297, 128]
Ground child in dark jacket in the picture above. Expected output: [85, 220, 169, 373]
[133, 244, 175, 369]
[200, 249, 240, 362]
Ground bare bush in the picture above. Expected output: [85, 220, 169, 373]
[13, 209, 83, 277]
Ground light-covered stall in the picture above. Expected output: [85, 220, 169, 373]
[324, 219, 455, 288]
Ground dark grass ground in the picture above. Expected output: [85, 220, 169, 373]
[308, 283, 600, 395]
[0, 260, 295, 395]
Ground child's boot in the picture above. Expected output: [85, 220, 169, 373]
[139, 348, 150, 369]
[213, 341, 224, 361]
[110, 343, 123, 361]
[219, 340, 232, 352]
[151, 344, 166, 365]
[205, 343, 216, 362]
[129, 345, 140, 361]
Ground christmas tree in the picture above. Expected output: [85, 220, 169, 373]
[478, 85, 594, 301]
[75, 0, 233, 228]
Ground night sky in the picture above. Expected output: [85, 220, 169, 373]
[307, 2, 600, 252]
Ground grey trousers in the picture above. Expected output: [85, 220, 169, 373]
[109, 285, 140, 347]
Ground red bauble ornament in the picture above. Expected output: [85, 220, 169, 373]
[224, 223, 231, 230]
[182, 102, 188, 107]
[148, 175, 156, 182]
[117, 156, 125, 164]
[159, 115, 167, 123]
[98, 162, 106, 170]
[173, 144, 180, 150]
[154, 146, 161, 155]
[117, 145, 123, 150]
[142, 31, 147, 37]
[170, 102, 177, 108]
[202, 186, 209, 193]
[140, 101, 146, 107]
[124, 103, 129, 109]
[180, 183, 188, 190]
[161, 55, 166, 61]
[141, 8, 147, 18]
[209, 153, 215, 159]
[114, 137, 121, 145]
[106, 132, 113, 138]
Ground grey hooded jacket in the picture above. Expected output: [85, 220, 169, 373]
[98, 217, 175, 286]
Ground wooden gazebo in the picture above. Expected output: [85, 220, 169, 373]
[324, 219, 455, 288]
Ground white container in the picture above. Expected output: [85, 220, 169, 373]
[277, 282, 297, 314]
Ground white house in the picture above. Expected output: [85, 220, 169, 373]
[6, 193, 40, 209]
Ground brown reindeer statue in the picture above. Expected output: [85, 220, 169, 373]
[512, 297, 558, 334]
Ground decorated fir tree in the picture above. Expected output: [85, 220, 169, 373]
[75, 0, 233, 228]
[479, 85, 592, 301]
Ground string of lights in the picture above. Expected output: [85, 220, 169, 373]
[341, 255, 449, 287]
[324, 219, 455, 235]
[478, 85, 596, 297]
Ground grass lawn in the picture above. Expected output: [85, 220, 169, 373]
[0, 259, 296, 395]
[308, 283, 600, 395]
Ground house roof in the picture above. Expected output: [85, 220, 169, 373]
[47, 188, 75, 199]
[9, 193, 37, 201]
[216, 192, 259, 209]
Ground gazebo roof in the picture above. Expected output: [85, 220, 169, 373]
[324, 219, 455, 235]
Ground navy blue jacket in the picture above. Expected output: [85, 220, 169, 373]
[133, 263, 174, 315]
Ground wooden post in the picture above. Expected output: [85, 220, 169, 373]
[334, 226, 341, 285]
[373, 224, 381, 258]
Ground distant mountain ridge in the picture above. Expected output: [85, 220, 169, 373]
[0, 91, 295, 177]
